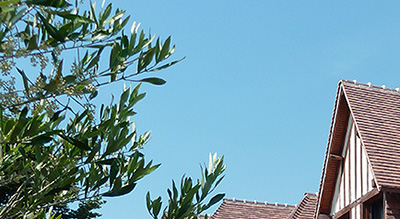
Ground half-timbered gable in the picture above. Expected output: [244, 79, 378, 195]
[329, 115, 375, 218]
[316, 80, 400, 219]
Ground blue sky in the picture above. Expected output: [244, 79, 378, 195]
[97, 1, 400, 218]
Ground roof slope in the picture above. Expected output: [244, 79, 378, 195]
[342, 80, 400, 189]
[211, 198, 295, 219]
[287, 193, 318, 219]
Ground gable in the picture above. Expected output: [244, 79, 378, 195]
[330, 115, 375, 217]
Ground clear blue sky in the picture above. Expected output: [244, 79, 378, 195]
[97, 1, 400, 218]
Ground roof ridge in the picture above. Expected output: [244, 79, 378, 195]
[223, 198, 295, 208]
[340, 79, 400, 94]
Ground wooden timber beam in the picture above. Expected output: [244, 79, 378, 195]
[332, 188, 379, 219]
[329, 154, 343, 161]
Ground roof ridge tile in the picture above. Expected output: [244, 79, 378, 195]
[340, 79, 400, 95]
[223, 198, 295, 208]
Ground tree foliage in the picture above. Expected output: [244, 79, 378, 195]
[0, 0, 225, 218]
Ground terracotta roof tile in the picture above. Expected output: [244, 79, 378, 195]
[211, 198, 295, 219]
[287, 193, 318, 219]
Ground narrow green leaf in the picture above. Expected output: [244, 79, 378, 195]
[63, 75, 76, 84]
[10, 7, 27, 26]
[37, 13, 64, 41]
[18, 145, 26, 157]
[27, 35, 38, 50]
[59, 134, 91, 150]
[109, 160, 119, 184]
[146, 192, 152, 212]
[151, 57, 185, 72]
[30, 134, 53, 145]
[16, 68, 30, 97]
[54, 12, 93, 23]
[86, 53, 100, 70]
[96, 158, 116, 165]
[26, 0, 71, 8]
[103, 182, 136, 197]
[101, 4, 112, 23]
[158, 36, 171, 62]
[89, 90, 98, 100]
[204, 193, 225, 210]
[138, 77, 166, 85]
[105, 10, 124, 24]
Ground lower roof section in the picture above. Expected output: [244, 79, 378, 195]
[211, 198, 295, 219]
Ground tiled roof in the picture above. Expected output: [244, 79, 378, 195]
[342, 80, 400, 189]
[211, 198, 295, 219]
[287, 193, 318, 219]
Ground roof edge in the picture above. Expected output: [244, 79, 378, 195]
[315, 81, 344, 217]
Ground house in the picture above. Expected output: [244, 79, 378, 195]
[316, 79, 400, 219]
[211, 79, 400, 219]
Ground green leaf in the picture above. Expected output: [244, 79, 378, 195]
[27, 35, 38, 50]
[59, 134, 91, 150]
[0, 31, 5, 42]
[30, 134, 53, 145]
[101, 4, 112, 24]
[103, 182, 136, 197]
[0, 0, 20, 7]
[152, 197, 162, 217]
[204, 193, 225, 210]
[37, 13, 65, 41]
[55, 60, 63, 87]
[9, 107, 28, 141]
[18, 145, 26, 157]
[138, 77, 166, 85]
[96, 158, 116, 165]
[10, 7, 27, 26]
[146, 192, 152, 211]
[16, 68, 30, 97]
[151, 57, 185, 72]
[105, 10, 124, 24]
[158, 36, 171, 62]
[53, 11, 93, 23]
[89, 90, 98, 100]
[119, 89, 130, 106]
[86, 52, 100, 70]
[109, 160, 119, 184]
[63, 75, 76, 84]
[26, 0, 71, 8]
[86, 32, 109, 41]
